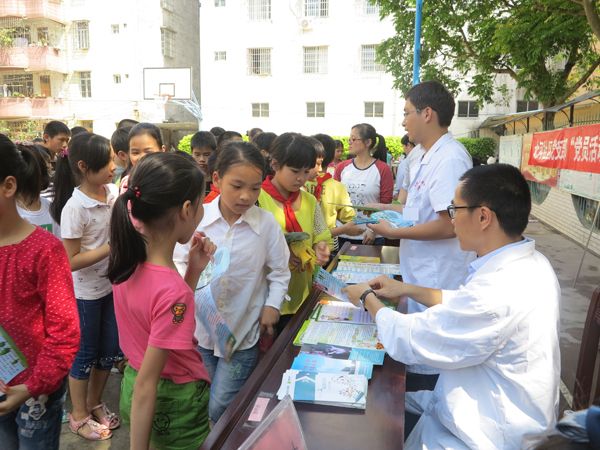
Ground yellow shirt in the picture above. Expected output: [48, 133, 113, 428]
[258, 189, 331, 315]
[305, 177, 356, 230]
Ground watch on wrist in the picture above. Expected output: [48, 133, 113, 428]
[359, 288, 375, 310]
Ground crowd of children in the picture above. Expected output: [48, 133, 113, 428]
[0, 79, 563, 450]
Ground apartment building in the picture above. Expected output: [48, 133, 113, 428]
[0, 0, 199, 138]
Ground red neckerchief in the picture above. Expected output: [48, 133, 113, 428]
[204, 184, 220, 204]
[261, 175, 302, 232]
[314, 173, 332, 201]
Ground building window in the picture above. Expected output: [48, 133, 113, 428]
[365, 101, 384, 118]
[248, 0, 271, 20]
[364, 0, 380, 15]
[303, 46, 328, 74]
[304, 0, 328, 17]
[516, 100, 539, 112]
[361, 45, 384, 72]
[79, 71, 91, 98]
[161, 28, 175, 58]
[528, 181, 550, 205]
[572, 194, 600, 231]
[74, 21, 89, 50]
[247, 48, 271, 75]
[457, 100, 479, 118]
[214, 0, 225, 6]
[252, 103, 269, 117]
[113, 74, 121, 84]
[3, 74, 33, 97]
[307, 102, 325, 118]
[214, 51, 226, 61]
[111, 24, 120, 34]
[37, 27, 49, 45]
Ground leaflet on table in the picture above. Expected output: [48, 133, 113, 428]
[238, 395, 308, 450]
[0, 325, 27, 384]
[336, 261, 402, 275]
[294, 319, 384, 350]
[194, 286, 237, 361]
[314, 300, 374, 325]
[313, 267, 349, 302]
[277, 370, 368, 409]
[338, 255, 381, 263]
[299, 343, 386, 365]
[196, 247, 231, 289]
[291, 353, 373, 379]
[332, 270, 393, 285]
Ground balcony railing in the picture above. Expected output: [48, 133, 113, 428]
[0, 96, 66, 119]
[0, 46, 67, 73]
[0, 0, 66, 24]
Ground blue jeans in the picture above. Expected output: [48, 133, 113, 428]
[198, 345, 259, 423]
[70, 292, 121, 380]
[0, 380, 66, 450]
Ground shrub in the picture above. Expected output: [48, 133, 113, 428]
[178, 133, 193, 154]
[457, 137, 496, 165]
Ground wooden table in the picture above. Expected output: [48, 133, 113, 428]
[201, 243, 406, 450]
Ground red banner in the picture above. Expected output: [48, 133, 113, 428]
[528, 124, 600, 173]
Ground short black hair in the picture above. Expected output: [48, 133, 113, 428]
[216, 131, 243, 150]
[70, 126, 88, 136]
[43, 120, 70, 138]
[401, 134, 415, 147]
[111, 127, 131, 153]
[405, 80, 455, 128]
[253, 132, 277, 153]
[191, 131, 217, 151]
[270, 133, 316, 170]
[210, 126, 226, 138]
[247, 128, 263, 140]
[459, 163, 531, 237]
[312, 133, 336, 167]
[117, 118, 139, 129]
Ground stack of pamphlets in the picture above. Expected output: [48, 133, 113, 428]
[299, 342, 385, 365]
[291, 353, 373, 379]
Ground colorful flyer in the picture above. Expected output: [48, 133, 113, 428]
[295, 320, 384, 350]
[291, 353, 373, 379]
[195, 247, 231, 289]
[336, 261, 401, 275]
[194, 286, 237, 361]
[0, 325, 27, 384]
[315, 300, 374, 325]
[313, 267, 350, 302]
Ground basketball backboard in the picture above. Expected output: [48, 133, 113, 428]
[143, 67, 192, 100]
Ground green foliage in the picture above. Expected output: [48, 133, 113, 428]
[0, 120, 41, 142]
[178, 133, 193, 154]
[457, 137, 496, 163]
[332, 135, 406, 159]
[0, 29, 13, 48]
[376, 0, 600, 107]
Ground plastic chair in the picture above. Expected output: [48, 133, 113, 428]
[573, 285, 600, 410]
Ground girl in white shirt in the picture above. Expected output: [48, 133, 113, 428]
[15, 144, 60, 237]
[179, 141, 291, 424]
[50, 132, 120, 441]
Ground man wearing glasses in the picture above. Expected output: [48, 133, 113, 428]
[368, 81, 474, 389]
[344, 164, 560, 449]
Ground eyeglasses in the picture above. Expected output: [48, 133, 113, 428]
[349, 137, 362, 143]
[446, 204, 481, 219]
[403, 109, 422, 118]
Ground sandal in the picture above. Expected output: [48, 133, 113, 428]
[91, 402, 121, 430]
[68, 413, 112, 441]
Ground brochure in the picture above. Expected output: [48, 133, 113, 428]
[336, 261, 401, 275]
[332, 270, 391, 284]
[314, 300, 374, 325]
[195, 247, 231, 289]
[0, 325, 27, 384]
[294, 320, 384, 351]
[370, 210, 414, 228]
[277, 370, 368, 409]
[299, 343, 386, 365]
[238, 396, 308, 450]
[313, 267, 349, 302]
[291, 353, 373, 379]
[194, 286, 237, 361]
[327, 203, 381, 213]
[338, 255, 381, 263]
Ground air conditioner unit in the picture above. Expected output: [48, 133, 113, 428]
[301, 18, 312, 30]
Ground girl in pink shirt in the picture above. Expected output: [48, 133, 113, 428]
[108, 152, 215, 450]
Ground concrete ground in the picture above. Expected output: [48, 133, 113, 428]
[58, 219, 598, 449]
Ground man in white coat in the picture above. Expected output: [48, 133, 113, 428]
[344, 163, 561, 449]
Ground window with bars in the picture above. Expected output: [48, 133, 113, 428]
[214, 0, 225, 6]
[573, 194, 600, 231]
[74, 21, 89, 50]
[111, 24, 119, 34]
[247, 48, 271, 75]
[361, 45, 384, 72]
[37, 27, 49, 44]
[3, 74, 33, 97]
[248, 0, 271, 20]
[113, 74, 121, 84]
[364, 101, 384, 118]
[79, 71, 91, 98]
[252, 103, 269, 117]
[214, 51, 226, 61]
[516, 100, 539, 112]
[304, 0, 328, 17]
[457, 100, 479, 118]
[364, 0, 380, 15]
[303, 46, 328, 74]
[161, 28, 175, 58]
[307, 102, 325, 118]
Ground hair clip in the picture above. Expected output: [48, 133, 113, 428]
[59, 148, 69, 158]
[132, 186, 141, 198]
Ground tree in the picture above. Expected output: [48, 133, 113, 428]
[376, 0, 600, 107]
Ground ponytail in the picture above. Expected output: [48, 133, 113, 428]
[108, 190, 147, 284]
[372, 134, 388, 163]
[352, 123, 387, 162]
[50, 151, 76, 224]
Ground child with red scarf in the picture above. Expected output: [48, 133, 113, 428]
[258, 133, 332, 333]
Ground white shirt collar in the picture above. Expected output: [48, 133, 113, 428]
[420, 132, 453, 165]
[203, 196, 262, 235]
[72, 185, 116, 208]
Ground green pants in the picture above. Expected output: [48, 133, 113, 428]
[120, 365, 210, 450]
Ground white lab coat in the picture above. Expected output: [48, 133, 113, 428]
[376, 239, 561, 449]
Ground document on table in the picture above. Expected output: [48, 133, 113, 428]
[313, 267, 349, 302]
[336, 261, 402, 275]
[295, 320, 384, 350]
[314, 300, 374, 325]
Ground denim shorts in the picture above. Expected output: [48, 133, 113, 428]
[0, 380, 66, 450]
[69, 292, 121, 380]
